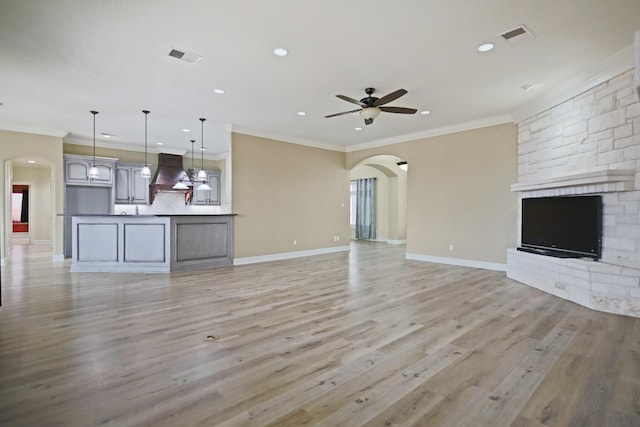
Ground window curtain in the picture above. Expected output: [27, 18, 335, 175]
[355, 178, 376, 240]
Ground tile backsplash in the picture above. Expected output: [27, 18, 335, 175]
[116, 192, 228, 215]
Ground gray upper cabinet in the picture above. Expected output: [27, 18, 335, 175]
[192, 171, 221, 205]
[64, 154, 115, 186]
[115, 163, 150, 204]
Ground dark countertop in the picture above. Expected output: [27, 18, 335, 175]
[155, 213, 236, 216]
[58, 213, 236, 217]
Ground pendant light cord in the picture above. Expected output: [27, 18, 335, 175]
[191, 139, 195, 176]
[90, 110, 98, 166]
[143, 110, 149, 168]
[200, 117, 206, 179]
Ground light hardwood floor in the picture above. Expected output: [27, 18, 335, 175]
[1, 242, 639, 426]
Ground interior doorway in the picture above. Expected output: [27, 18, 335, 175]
[349, 154, 407, 244]
[7, 160, 54, 251]
[11, 184, 29, 245]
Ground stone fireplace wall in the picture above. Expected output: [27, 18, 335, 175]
[507, 69, 640, 317]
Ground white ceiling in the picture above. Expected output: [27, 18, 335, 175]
[0, 0, 638, 157]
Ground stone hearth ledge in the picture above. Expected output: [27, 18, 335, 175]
[507, 248, 640, 318]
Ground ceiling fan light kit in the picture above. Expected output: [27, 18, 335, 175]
[360, 107, 381, 120]
[325, 87, 417, 125]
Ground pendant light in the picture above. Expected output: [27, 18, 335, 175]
[140, 110, 151, 179]
[172, 179, 189, 190]
[87, 111, 100, 179]
[196, 117, 212, 191]
[189, 139, 196, 185]
[171, 139, 194, 190]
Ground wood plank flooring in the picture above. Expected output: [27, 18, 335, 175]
[1, 242, 639, 426]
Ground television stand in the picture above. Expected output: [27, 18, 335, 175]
[516, 247, 581, 258]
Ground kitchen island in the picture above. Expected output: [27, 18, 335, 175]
[70, 214, 234, 273]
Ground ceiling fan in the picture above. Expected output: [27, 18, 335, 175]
[325, 87, 417, 125]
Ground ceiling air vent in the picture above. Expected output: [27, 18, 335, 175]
[169, 49, 185, 59]
[168, 48, 202, 64]
[500, 25, 535, 45]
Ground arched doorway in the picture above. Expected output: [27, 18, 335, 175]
[349, 154, 407, 244]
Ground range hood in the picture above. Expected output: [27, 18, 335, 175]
[149, 153, 188, 202]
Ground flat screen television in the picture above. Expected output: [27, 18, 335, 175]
[519, 195, 602, 259]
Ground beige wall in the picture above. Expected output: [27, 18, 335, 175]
[13, 166, 52, 244]
[0, 130, 64, 261]
[347, 123, 518, 264]
[232, 133, 350, 258]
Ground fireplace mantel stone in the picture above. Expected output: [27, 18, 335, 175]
[510, 169, 636, 194]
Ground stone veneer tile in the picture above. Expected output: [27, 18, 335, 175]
[615, 134, 640, 149]
[624, 144, 640, 161]
[588, 110, 627, 134]
[614, 124, 633, 139]
[627, 102, 640, 118]
[591, 282, 630, 297]
[590, 293, 640, 317]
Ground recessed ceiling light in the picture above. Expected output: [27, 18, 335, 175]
[354, 127, 362, 131]
[213, 88, 225, 94]
[200, 147, 207, 151]
[101, 132, 113, 138]
[273, 48, 288, 57]
[477, 43, 495, 52]
[156, 142, 163, 146]
[420, 110, 431, 115]
[182, 129, 190, 132]
[297, 111, 306, 116]
[27, 160, 35, 164]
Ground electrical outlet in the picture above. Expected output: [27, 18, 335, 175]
[333, 235, 340, 242]
[293, 240, 297, 246]
[449, 244, 454, 251]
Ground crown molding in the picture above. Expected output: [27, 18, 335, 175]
[344, 114, 514, 152]
[63, 135, 227, 160]
[231, 125, 347, 152]
[0, 122, 68, 138]
[512, 44, 635, 123]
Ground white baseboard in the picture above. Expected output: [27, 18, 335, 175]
[234, 245, 350, 266]
[405, 253, 507, 272]
[387, 239, 407, 245]
[52, 254, 65, 262]
[349, 238, 407, 245]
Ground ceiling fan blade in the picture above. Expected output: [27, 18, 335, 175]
[372, 89, 408, 107]
[364, 118, 374, 125]
[336, 94, 366, 107]
[325, 108, 362, 118]
[379, 106, 418, 114]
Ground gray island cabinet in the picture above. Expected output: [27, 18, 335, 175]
[71, 214, 234, 273]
